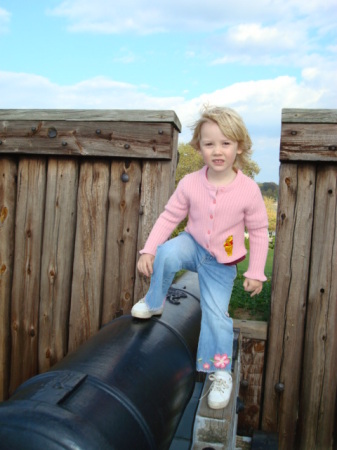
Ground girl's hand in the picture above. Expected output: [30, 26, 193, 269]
[243, 278, 263, 297]
[137, 253, 155, 278]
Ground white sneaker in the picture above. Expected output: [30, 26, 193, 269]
[131, 298, 164, 319]
[207, 371, 233, 409]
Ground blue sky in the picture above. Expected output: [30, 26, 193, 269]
[1, 0, 336, 183]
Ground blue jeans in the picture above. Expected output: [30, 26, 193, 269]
[144, 232, 237, 373]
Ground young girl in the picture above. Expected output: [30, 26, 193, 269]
[131, 106, 269, 409]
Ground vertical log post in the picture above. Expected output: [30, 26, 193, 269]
[0, 159, 17, 400]
[39, 158, 79, 371]
[262, 109, 337, 450]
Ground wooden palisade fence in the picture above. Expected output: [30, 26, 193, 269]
[0, 109, 180, 401]
[262, 109, 337, 449]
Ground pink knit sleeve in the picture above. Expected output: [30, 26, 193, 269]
[243, 188, 269, 281]
[140, 178, 190, 256]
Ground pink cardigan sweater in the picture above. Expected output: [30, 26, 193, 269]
[141, 166, 269, 281]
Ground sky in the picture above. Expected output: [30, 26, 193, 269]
[0, 0, 336, 183]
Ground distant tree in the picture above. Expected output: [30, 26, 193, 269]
[241, 159, 260, 180]
[264, 196, 277, 232]
[176, 143, 204, 185]
[258, 182, 279, 200]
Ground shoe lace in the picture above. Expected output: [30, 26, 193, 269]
[199, 374, 230, 401]
[208, 374, 230, 393]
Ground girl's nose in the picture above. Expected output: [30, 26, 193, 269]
[213, 144, 222, 154]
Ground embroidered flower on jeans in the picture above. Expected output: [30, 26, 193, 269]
[213, 353, 230, 369]
[203, 362, 211, 370]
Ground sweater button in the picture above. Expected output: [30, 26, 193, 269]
[210, 214, 213, 219]
[207, 230, 211, 234]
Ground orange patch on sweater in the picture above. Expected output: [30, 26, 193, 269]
[224, 235, 233, 256]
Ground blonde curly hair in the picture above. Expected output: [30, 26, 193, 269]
[189, 106, 253, 170]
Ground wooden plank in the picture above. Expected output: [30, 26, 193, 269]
[0, 121, 174, 159]
[280, 123, 337, 162]
[0, 109, 182, 130]
[232, 320, 268, 435]
[68, 161, 109, 353]
[0, 158, 17, 400]
[192, 348, 241, 449]
[238, 338, 266, 435]
[9, 158, 46, 394]
[134, 129, 179, 301]
[233, 319, 268, 341]
[101, 160, 142, 324]
[297, 166, 337, 450]
[38, 158, 79, 373]
[262, 163, 316, 450]
[134, 161, 164, 299]
[282, 108, 337, 123]
[133, 161, 176, 300]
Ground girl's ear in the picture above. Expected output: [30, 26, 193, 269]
[237, 144, 243, 155]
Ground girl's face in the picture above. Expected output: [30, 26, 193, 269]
[199, 120, 242, 182]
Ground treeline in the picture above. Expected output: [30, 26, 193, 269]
[258, 182, 279, 200]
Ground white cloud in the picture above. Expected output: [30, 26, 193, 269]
[0, 69, 333, 134]
[0, 7, 11, 33]
[227, 23, 305, 52]
[47, 0, 337, 35]
[209, 17, 337, 78]
[210, 20, 321, 67]
[112, 48, 142, 64]
[0, 72, 184, 110]
[0, 68, 336, 183]
[175, 75, 329, 142]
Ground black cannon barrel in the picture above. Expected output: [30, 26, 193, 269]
[0, 273, 201, 450]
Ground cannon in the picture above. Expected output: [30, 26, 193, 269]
[0, 273, 201, 450]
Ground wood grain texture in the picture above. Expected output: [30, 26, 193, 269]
[134, 128, 179, 301]
[282, 108, 337, 123]
[0, 109, 180, 400]
[68, 161, 110, 353]
[38, 158, 78, 373]
[297, 166, 337, 450]
[262, 163, 316, 449]
[263, 109, 337, 450]
[0, 158, 17, 400]
[233, 319, 268, 341]
[238, 338, 266, 435]
[280, 123, 337, 162]
[0, 121, 174, 159]
[9, 158, 46, 394]
[101, 160, 142, 323]
[0, 109, 182, 130]
[133, 163, 174, 299]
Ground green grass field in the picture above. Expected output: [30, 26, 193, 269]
[229, 248, 274, 321]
